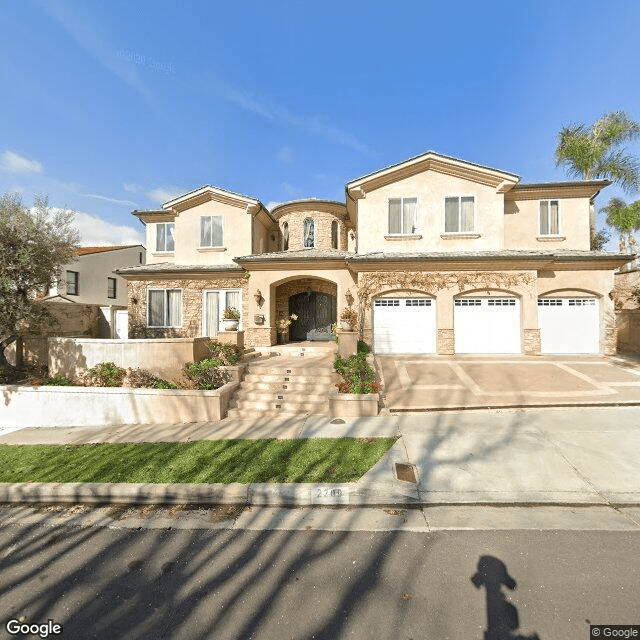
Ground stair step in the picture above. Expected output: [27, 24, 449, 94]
[243, 372, 335, 384]
[235, 390, 329, 403]
[234, 399, 329, 412]
[239, 381, 334, 392]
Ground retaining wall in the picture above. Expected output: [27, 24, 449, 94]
[48, 337, 212, 379]
[0, 381, 239, 428]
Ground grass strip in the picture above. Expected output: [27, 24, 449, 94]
[0, 438, 397, 484]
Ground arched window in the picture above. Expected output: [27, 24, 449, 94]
[282, 222, 289, 251]
[303, 218, 315, 248]
[331, 220, 339, 249]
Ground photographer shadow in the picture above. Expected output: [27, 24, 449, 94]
[472, 555, 541, 640]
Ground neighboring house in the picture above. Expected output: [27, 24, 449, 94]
[117, 152, 633, 355]
[46, 244, 146, 339]
[49, 245, 146, 306]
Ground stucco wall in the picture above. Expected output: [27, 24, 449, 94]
[504, 197, 591, 250]
[52, 246, 145, 306]
[356, 171, 505, 253]
[48, 337, 212, 379]
[0, 382, 238, 428]
[147, 200, 255, 266]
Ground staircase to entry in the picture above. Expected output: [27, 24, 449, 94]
[226, 344, 338, 419]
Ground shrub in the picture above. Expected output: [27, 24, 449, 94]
[41, 374, 73, 386]
[339, 307, 358, 326]
[334, 352, 381, 394]
[357, 341, 370, 354]
[83, 362, 126, 387]
[125, 368, 176, 389]
[222, 307, 241, 320]
[183, 358, 230, 390]
[207, 342, 242, 365]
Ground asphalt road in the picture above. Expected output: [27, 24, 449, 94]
[1, 511, 639, 640]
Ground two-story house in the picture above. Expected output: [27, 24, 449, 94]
[117, 152, 631, 355]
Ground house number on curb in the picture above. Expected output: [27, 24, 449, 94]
[312, 487, 349, 504]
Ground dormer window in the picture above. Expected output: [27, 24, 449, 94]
[200, 215, 223, 248]
[303, 218, 315, 248]
[156, 222, 175, 252]
[331, 220, 339, 249]
[539, 200, 560, 235]
[388, 198, 417, 235]
[282, 222, 289, 251]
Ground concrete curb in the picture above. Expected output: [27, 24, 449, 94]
[0, 482, 423, 507]
[2, 482, 639, 507]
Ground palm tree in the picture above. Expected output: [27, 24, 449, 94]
[555, 111, 640, 246]
[600, 197, 640, 252]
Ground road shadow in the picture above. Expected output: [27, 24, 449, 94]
[472, 555, 540, 640]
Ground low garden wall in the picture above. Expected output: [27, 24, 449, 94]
[48, 337, 213, 379]
[0, 380, 240, 428]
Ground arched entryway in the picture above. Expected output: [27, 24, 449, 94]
[274, 277, 337, 342]
[289, 291, 336, 341]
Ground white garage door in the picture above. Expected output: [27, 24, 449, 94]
[454, 297, 521, 354]
[538, 297, 599, 354]
[373, 298, 436, 354]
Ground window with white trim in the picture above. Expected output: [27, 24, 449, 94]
[148, 289, 182, 327]
[200, 215, 224, 248]
[66, 270, 79, 296]
[445, 196, 475, 232]
[539, 200, 560, 235]
[107, 277, 117, 299]
[388, 197, 417, 234]
[155, 223, 175, 252]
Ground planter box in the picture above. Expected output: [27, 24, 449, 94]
[0, 380, 239, 428]
[329, 390, 379, 417]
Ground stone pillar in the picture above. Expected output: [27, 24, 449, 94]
[337, 330, 357, 358]
[523, 329, 541, 355]
[437, 329, 454, 355]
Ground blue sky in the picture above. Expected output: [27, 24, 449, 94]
[1, 0, 639, 248]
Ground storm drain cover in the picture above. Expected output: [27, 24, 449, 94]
[395, 463, 417, 484]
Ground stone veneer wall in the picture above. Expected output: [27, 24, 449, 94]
[523, 329, 541, 355]
[603, 311, 617, 356]
[128, 276, 249, 339]
[278, 209, 348, 251]
[437, 329, 454, 355]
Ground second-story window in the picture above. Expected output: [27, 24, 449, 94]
[331, 220, 339, 249]
[282, 222, 289, 251]
[156, 222, 175, 252]
[107, 277, 117, 299]
[388, 197, 417, 234]
[201, 215, 224, 247]
[539, 200, 560, 235]
[303, 218, 315, 248]
[444, 196, 475, 233]
[66, 270, 79, 296]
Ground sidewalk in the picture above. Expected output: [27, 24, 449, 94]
[1, 406, 640, 508]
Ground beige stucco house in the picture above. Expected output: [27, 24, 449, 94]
[118, 152, 632, 355]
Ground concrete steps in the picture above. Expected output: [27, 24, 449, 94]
[226, 350, 338, 419]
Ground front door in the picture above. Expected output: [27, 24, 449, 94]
[288, 292, 336, 341]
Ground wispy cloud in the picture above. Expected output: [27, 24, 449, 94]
[265, 200, 282, 211]
[85, 193, 138, 207]
[124, 183, 184, 205]
[0, 151, 43, 174]
[215, 80, 369, 153]
[34, 207, 144, 246]
[276, 147, 295, 164]
[147, 187, 183, 204]
[37, 0, 154, 104]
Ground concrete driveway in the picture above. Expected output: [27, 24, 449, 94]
[375, 354, 640, 411]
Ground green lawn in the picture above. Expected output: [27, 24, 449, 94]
[0, 438, 397, 484]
